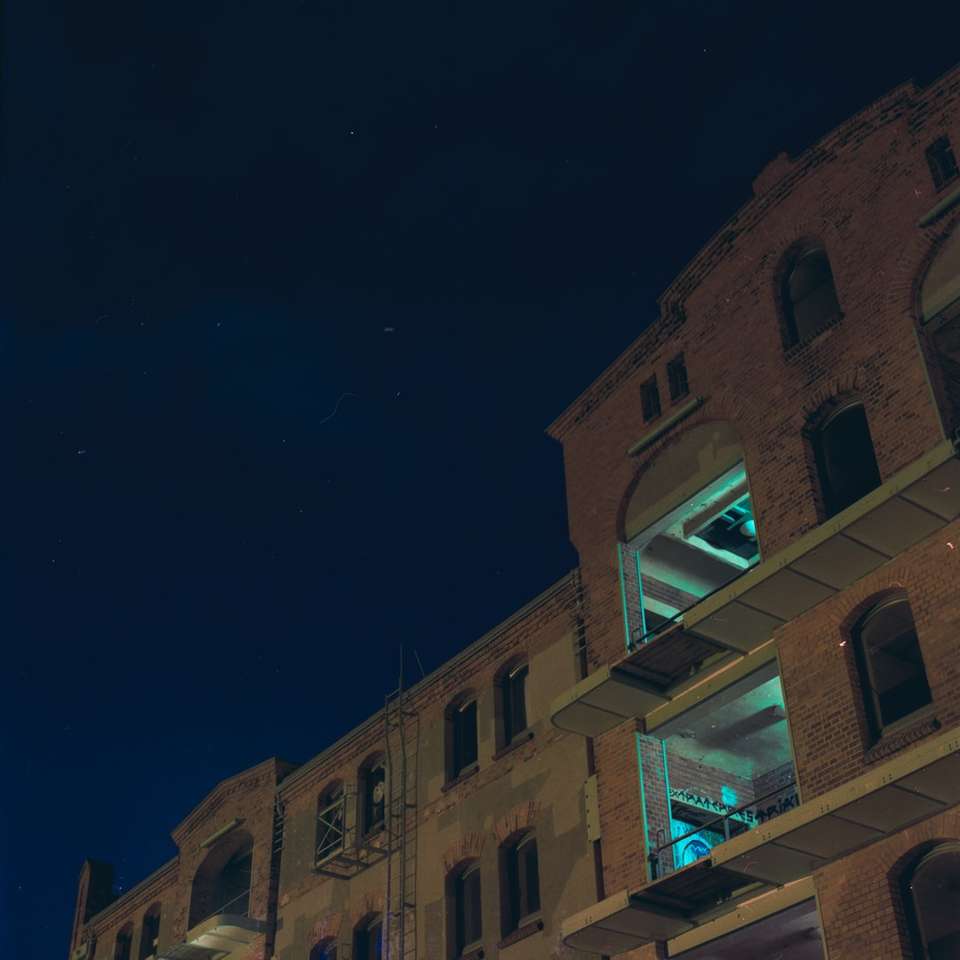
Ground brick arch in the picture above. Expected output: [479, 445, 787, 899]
[811, 563, 914, 635]
[311, 911, 345, 947]
[493, 800, 541, 845]
[441, 833, 486, 875]
[616, 413, 749, 544]
[885, 207, 960, 325]
[791, 367, 869, 429]
[350, 891, 385, 926]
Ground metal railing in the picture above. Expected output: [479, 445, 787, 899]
[648, 780, 799, 880]
[315, 795, 346, 865]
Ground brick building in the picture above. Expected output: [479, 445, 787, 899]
[69, 63, 960, 960]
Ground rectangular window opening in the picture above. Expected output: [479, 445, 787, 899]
[641, 376, 661, 422]
[667, 353, 689, 402]
[927, 136, 960, 191]
[639, 662, 797, 881]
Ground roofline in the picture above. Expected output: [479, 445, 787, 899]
[85, 857, 179, 932]
[279, 569, 579, 796]
[546, 61, 960, 441]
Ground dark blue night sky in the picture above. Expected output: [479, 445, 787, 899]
[2, 3, 958, 956]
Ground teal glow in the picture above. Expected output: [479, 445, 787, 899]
[618, 542, 632, 650]
[721, 785, 738, 807]
[661, 740, 675, 852]
[635, 733, 651, 882]
[741, 518, 757, 539]
[635, 548, 648, 640]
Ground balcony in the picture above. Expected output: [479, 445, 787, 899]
[561, 726, 960, 954]
[552, 438, 960, 737]
[159, 891, 263, 960]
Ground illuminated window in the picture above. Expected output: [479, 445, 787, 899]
[446, 695, 478, 782]
[641, 375, 661, 422]
[666, 353, 689, 402]
[114, 924, 133, 960]
[855, 595, 931, 737]
[449, 861, 482, 956]
[811, 400, 881, 517]
[906, 843, 960, 959]
[500, 832, 540, 935]
[496, 661, 528, 748]
[138, 904, 161, 960]
[926, 136, 959, 192]
[315, 781, 345, 865]
[782, 247, 842, 345]
[359, 756, 386, 837]
[354, 915, 383, 960]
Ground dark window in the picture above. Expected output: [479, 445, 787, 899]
[856, 596, 932, 736]
[502, 833, 541, 934]
[354, 917, 383, 960]
[782, 248, 842, 345]
[501, 663, 528, 746]
[316, 782, 345, 865]
[310, 940, 338, 960]
[906, 844, 960, 959]
[641, 376, 661, 422]
[926, 136, 960, 192]
[811, 402, 881, 517]
[448, 698, 478, 781]
[360, 758, 386, 837]
[138, 905, 161, 960]
[666, 354, 689, 402]
[114, 926, 132, 960]
[454, 862, 483, 954]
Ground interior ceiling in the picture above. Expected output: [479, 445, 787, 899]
[667, 677, 790, 780]
[676, 899, 825, 960]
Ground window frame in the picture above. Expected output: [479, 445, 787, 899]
[447, 695, 479, 783]
[138, 904, 161, 960]
[114, 924, 133, 960]
[809, 399, 881, 518]
[854, 595, 932, 738]
[500, 662, 529, 748]
[640, 375, 662, 422]
[354, 915, 383, 960]
[359, 756, 386, 839]
[926, 136, 960, 192]
[452, 860, 483, 956]
[501, 831, 541, 935]
[666, 353, 689, 402]
[906, 842, 960, 959]
[781, 246, 843, 346]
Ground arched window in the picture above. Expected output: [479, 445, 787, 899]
[495, 660, 528, 750]
[188, 830, 253, 929]
[358, 755, 386, 838]
[114, 924, 133, 960]
[782, 247, 842, 345]
[447, 860, 482, 957]
[855, 594, 932, 737]
[810, 400, 881, 517]
[354, 913, 383, 960]
[309, 937, 338, 960]
[138, 903, 161, 960]
[446, 693, 478, 782]
[315, 781, 345, 866]
[499, 832, 540, 936]
[906, 843, 960, 959]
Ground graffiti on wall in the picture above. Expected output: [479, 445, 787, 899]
[669, 785, 799, 827]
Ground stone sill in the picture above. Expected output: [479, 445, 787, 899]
[492, 729, 535, 761]
[441, 763, 480, 793]
[498, 917, 544, 950]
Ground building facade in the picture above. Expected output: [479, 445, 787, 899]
[70, 64, 960, 960]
